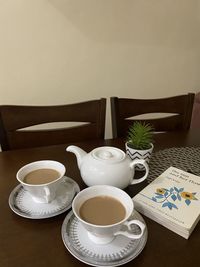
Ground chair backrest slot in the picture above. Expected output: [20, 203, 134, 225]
[0, 98, 106, 151]
[110, 94, 195, 138]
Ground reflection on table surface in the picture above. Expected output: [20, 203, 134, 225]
[0, 128, 200, 267]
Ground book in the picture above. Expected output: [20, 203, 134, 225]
[132, 166, 200, 239]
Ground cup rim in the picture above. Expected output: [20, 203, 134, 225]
[72, 185, 133, 228]
[16, 160, 66, 187]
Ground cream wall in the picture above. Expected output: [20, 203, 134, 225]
[0, 0, 200, 138]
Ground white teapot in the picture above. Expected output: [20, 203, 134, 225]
[66, 146, 149, 189]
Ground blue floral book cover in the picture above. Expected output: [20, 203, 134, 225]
[133, 166, 200, 239]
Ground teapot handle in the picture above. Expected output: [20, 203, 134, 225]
[129, 159, 149, 184]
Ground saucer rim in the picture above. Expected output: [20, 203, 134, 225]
[8, 176, 80, 219]
[61, 210, 148, 267]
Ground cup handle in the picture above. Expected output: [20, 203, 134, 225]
[130, 159, 149, 184]
[114, 219, 145, 239]
[44, 187, 51, 203]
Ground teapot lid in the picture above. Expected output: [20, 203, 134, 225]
[91, 146, 125, 163]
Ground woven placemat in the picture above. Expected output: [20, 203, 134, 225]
[148, 147, 200, 183]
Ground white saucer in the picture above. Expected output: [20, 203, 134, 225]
[61, 210, 148, 267]
[9, 176, 80, 219]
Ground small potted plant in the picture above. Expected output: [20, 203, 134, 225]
[125, 121, 154, 170]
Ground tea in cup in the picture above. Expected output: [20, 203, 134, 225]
[72, 185, 145, 245]
[17, 160, 66, 203]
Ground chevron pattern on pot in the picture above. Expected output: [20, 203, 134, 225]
[126, 150, 152, 161]
[125, 143, 154, 171]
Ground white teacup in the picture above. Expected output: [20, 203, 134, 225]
[17, 160, 66, 204]
[72, 185, 145, 245]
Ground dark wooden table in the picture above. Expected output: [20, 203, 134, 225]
[0, 129, 200, 267]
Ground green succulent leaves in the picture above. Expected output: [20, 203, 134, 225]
[127, 121, 154, 150]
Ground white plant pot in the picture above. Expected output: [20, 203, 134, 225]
[125, 142, 154, 171]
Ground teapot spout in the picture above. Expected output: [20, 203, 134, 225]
[66, 145, 87, 169]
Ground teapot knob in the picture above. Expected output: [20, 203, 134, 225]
[98, 151, 113, 159]
[92, 147, 125, 162]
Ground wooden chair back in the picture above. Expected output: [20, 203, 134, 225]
[0, 98, 106, 151]
[110, 94, 195, 138]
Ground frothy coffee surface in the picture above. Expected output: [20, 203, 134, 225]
[79, 196, 126, 225]
[23, 169, 60, 185]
